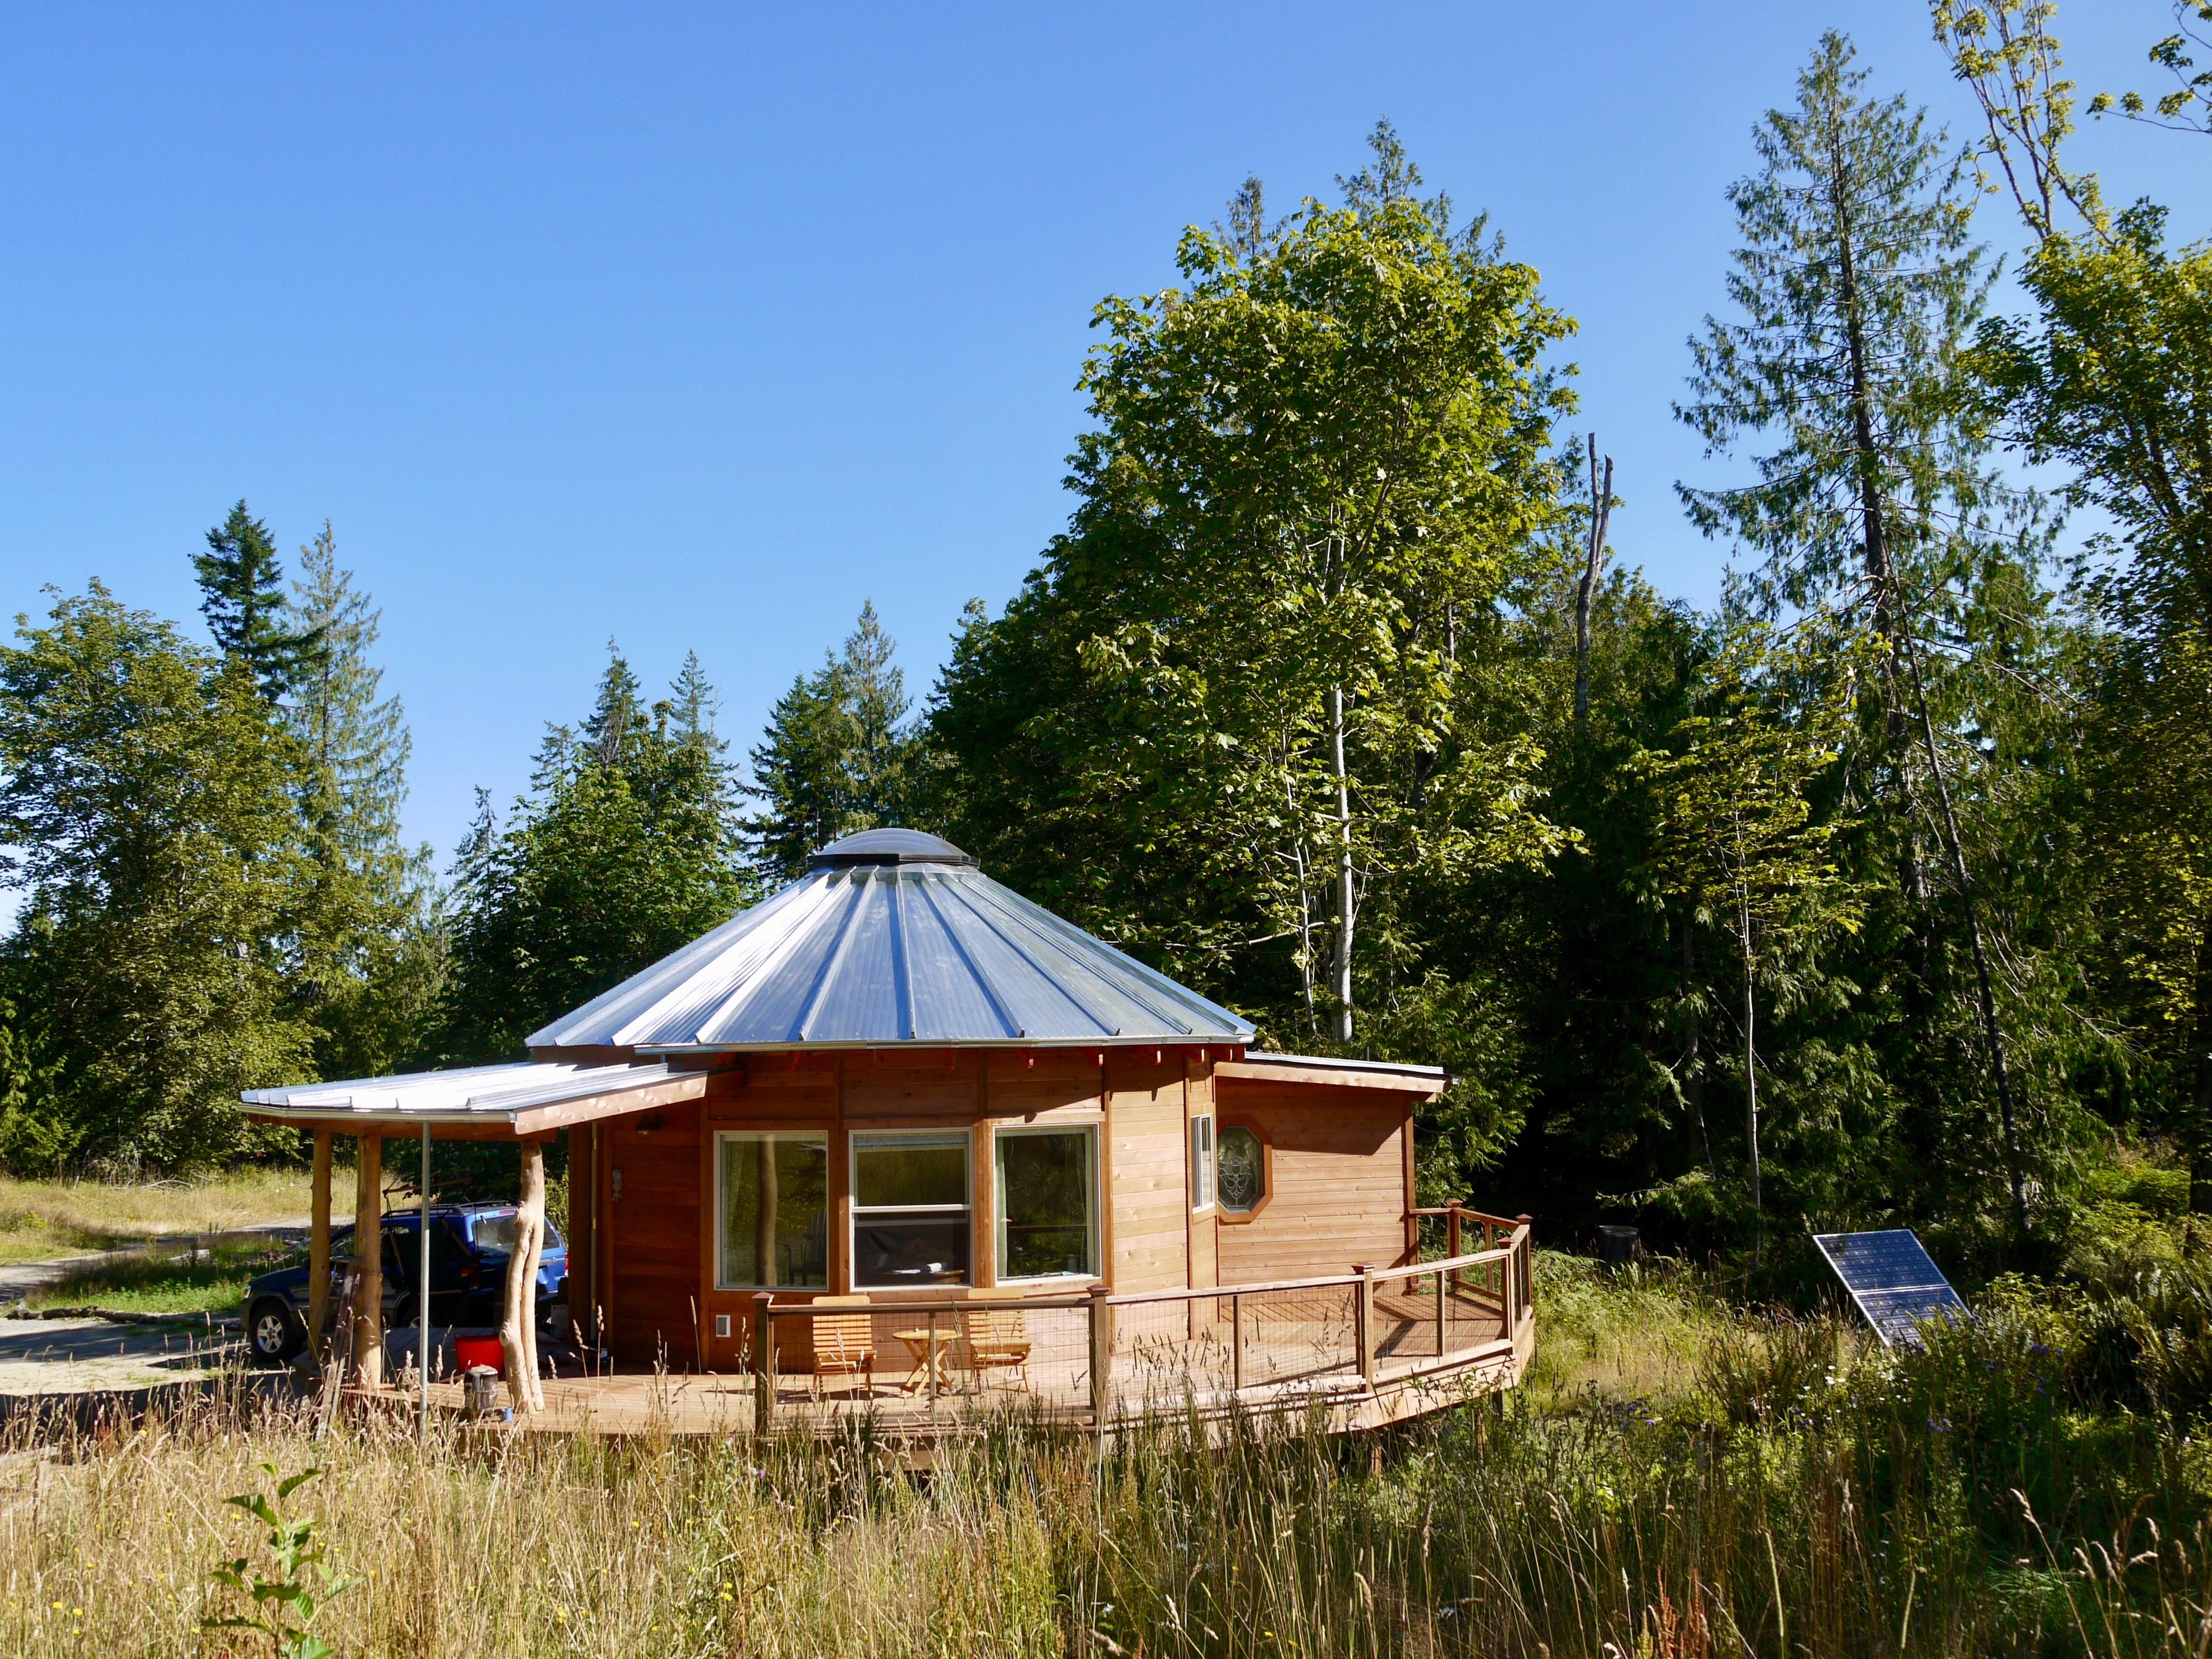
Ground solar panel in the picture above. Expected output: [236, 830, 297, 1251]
[1812, 1230, 1969, 1348]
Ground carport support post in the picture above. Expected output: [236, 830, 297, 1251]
[306, 1130, 332, 1355]
[501, 1138, 548, 1415]
[419, 1124, 431, 1440]
[353, 1134, 384, 1389]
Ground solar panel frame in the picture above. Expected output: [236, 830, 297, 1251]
[1812, 1229, 1970, 1348]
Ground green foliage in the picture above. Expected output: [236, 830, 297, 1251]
[0, 586, 309, 1170]
[927, 122, 1574, 1048]
[437, 644, 752, 1062]
[203, 1463, 354, 1659]
[285, 524, 444, 1085]
[744, 602, 918, 885]
[195, 501, 326, 703]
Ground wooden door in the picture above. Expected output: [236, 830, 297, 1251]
[606, 1101, 703, 1369]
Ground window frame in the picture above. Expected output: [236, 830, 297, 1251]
[993, 1123, 1101, 1283]
[713, 1130, 832, 1292]
[849, 1130, 975, 1289]
[1213, 1119, 1275, 1224]
[1189, 1111, 1217, 1213]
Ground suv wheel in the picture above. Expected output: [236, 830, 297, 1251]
[247, 1298, 305, 1363]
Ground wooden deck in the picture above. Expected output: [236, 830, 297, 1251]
[359, 1240, 1537, 1442]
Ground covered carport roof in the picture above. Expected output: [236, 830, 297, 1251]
[239, 1060, 703, 1138]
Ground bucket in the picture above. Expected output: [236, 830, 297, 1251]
[453, 1336, 505, 1377]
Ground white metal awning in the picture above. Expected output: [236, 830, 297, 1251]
[239, 1060, 704, 1135]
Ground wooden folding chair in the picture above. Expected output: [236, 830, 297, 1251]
[957, 1289, 1033, 1391]
[806, 1296, 877, 1401]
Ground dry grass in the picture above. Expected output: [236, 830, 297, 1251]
[0, 1170, 319, 1267]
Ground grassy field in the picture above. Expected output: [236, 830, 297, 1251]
[2, 1245, 2209, 1656]
[0, 1169, 316, 1266]
[17, 1233, 304, 1315]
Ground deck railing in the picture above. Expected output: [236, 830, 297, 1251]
[749, 1208, 1532, 1429]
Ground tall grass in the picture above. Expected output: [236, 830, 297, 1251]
[7, 1247, 2212, 1654]
[3, 1291, 2211, 1658]
[0, 1169, 315, 1266]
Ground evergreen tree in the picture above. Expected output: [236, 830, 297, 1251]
[0, 586, 309, 1169]
[284, 524, 442, 1081]
[437, 651, 752, 1062]
[1676, 32, 2068, 1237]
[745, 603, 916, 885]
[194, 502, 325, 702]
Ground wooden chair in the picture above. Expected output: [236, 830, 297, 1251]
[957, 1289, 1033, 1391]
[806, 1296, 877, 1401]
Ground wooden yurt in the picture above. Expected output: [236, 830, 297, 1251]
[243, 829, 1529, 1428]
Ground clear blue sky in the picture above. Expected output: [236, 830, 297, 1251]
[1, 3, 2200, 865]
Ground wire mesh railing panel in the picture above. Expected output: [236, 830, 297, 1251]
[761, 1300, 1098, 1421]
[1110, 1280, 1366, 1412]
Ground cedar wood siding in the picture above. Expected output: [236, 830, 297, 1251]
[604, 1098, 703, 1366]
[1107, 1055, 1191, 1293]
[1212, 1076, 1412, 1282]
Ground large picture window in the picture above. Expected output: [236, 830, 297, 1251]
[996, 1126, 1097, 1281]
[853, 1132, 972, 1287]
[717, 1132, 829, 1289]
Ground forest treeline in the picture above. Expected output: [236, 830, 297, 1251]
[1, 15, 2206, 1277]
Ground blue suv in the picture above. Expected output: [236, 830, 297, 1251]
[243, 1203, 567, 1363]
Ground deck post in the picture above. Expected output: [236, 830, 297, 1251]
[1436, 1264, 1449, 1356]
[751, 1292, 774, 1435]
[352, 1134, 384, 1388]
[1230, 1293, 1243, 1393]
[1445, 1201, 1462, 1283]
[306, 1130, 332, 1356]
[1516, 1216, 1533, 1327]
[1087, 1283, 1113, 1426]
[1353, 1264, 1374, 1392]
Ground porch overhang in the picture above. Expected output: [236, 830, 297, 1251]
[238, 1060, 706, 1139]
[1213, 1053, 1450, 1099]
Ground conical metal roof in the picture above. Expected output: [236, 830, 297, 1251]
[526, 831, 1255, 1052]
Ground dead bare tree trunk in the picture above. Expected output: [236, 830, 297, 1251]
[502, 1140, 547, 1414]
[2192, 921, 2212, 1214]
[1833, 137, 2027, 1234]
[1740, 885, 1762, 1267]
[1681, 919, 1713, 1179]
[1895, 620, 2029, 1233]
[1331, 683, 1355, 1045]
[1574, 435, 1613, 730]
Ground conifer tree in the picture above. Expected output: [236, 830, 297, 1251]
[194, 502, 325, 702]
[284, 525, 441, 1080]
[744, 603, 916, 884]
[1676, 32, 2044, 1232]
[437, 650, 751, 1062]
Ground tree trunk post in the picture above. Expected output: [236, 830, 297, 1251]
[502, 1138, 547, 1414]
[306, 1131, 332, 1357]
[351, 1134, 384, 1389]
